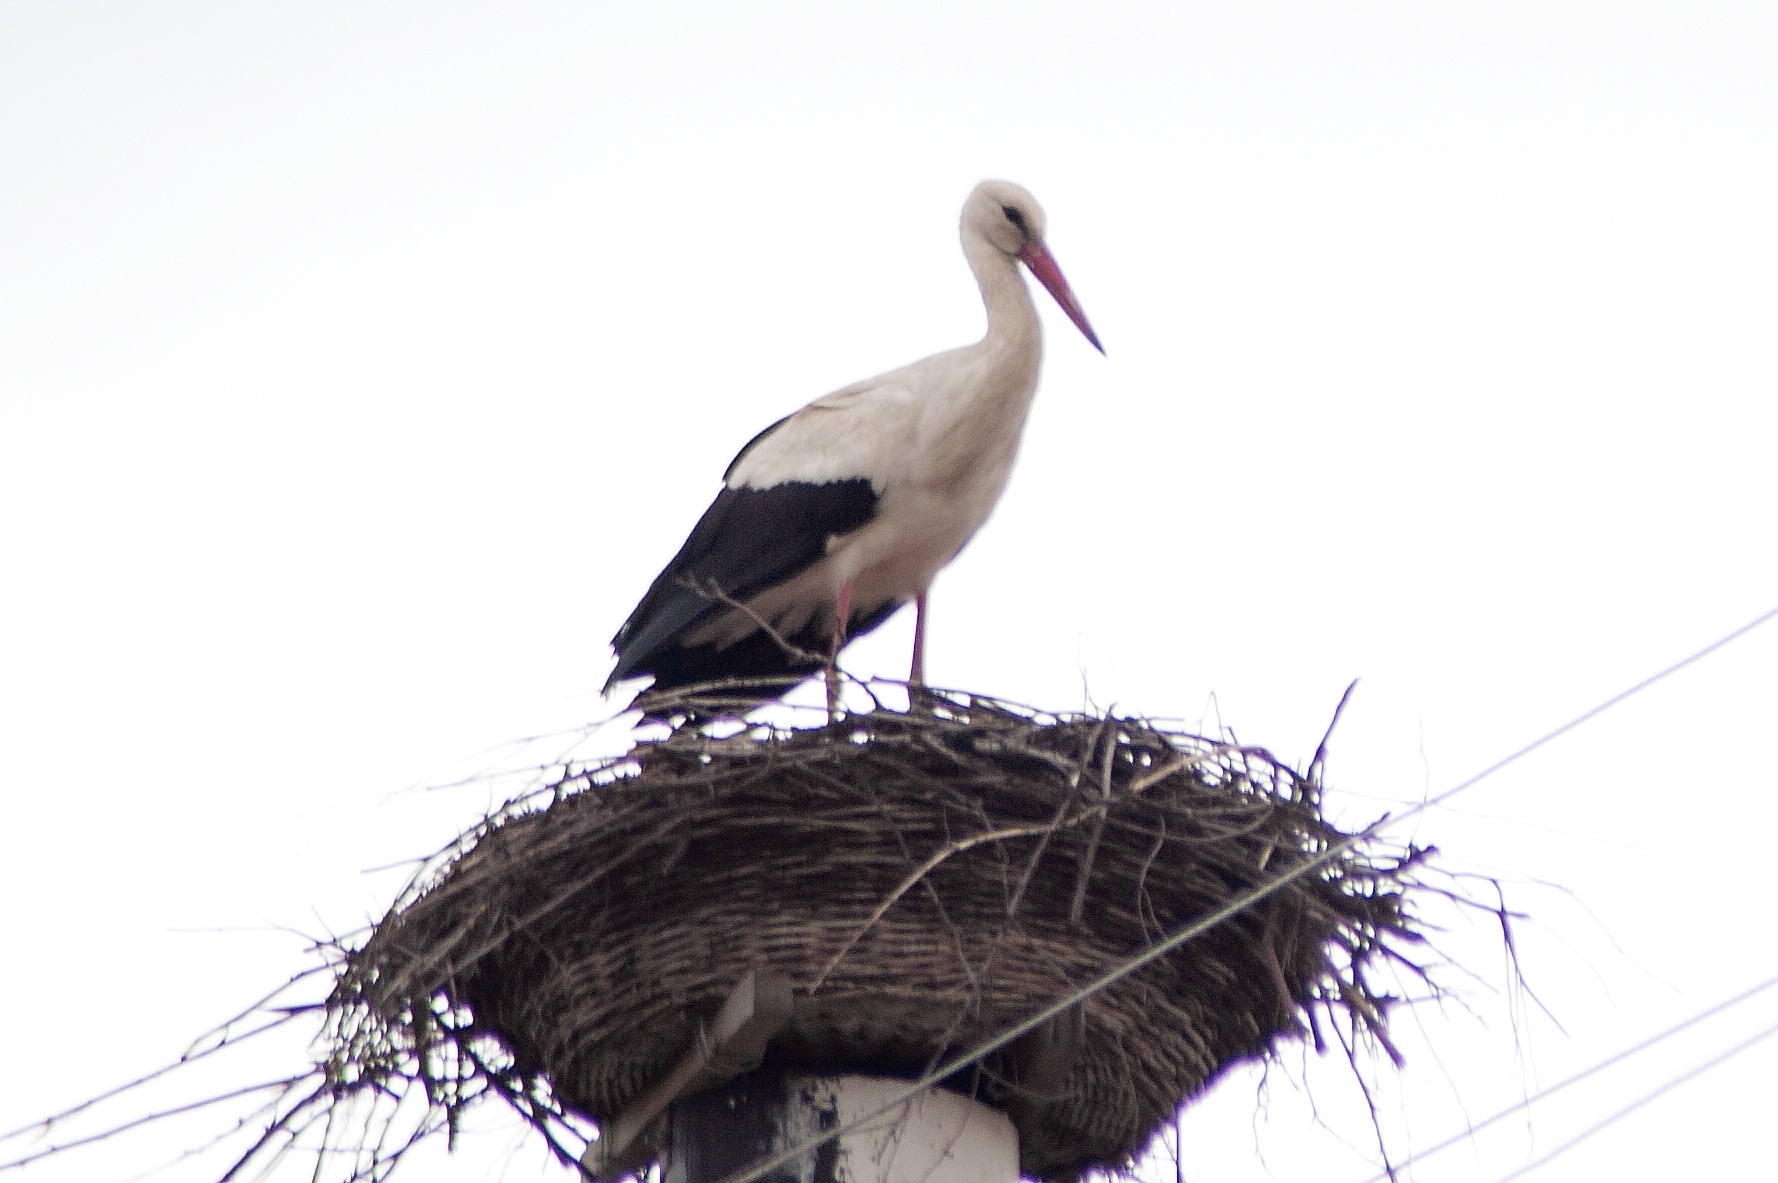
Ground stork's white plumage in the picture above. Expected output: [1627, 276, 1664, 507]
[607, 179, 1101, 704]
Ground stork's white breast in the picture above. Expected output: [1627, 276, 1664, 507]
[726, 343, 1039, 604]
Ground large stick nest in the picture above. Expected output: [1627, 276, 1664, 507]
[330, 690, 1427, 1182]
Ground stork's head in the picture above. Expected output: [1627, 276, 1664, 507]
[963, 179, 1104, 354]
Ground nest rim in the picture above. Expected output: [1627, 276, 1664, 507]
[328, 687, 1430, 1182]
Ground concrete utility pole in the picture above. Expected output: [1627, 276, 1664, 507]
[582, 971, 1019, 1183]
[666, 1075, 1018, 1183]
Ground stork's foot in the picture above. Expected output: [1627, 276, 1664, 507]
[906, 683, 941, 716]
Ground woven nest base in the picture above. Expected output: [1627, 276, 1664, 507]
[333, 692, 1424, 1182]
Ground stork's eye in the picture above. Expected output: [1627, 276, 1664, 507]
[1001, 205, 1029, 236]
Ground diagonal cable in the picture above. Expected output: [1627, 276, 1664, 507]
[1352, 970, 1778, 1182]
[1489, 1017, 1778, 1183]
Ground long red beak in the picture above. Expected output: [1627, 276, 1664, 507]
[1019, 240, 1104, 354]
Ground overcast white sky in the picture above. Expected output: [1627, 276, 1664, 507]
[3, 4, 1777, 1181]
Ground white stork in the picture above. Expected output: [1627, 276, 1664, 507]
[606, 179, 1102, 706]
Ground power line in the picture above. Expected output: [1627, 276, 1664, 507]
[708, 603, 1778, 1183]
[1489, 1017, 1778, 1183]
[1353, 971, 1778, 1182]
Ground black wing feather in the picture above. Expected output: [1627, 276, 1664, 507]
[606, 477, 880, 693]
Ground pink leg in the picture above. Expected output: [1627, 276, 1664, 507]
[827, 580, 854, 718]
[909, 591, 928, 686]
[830, 580, 854, 658]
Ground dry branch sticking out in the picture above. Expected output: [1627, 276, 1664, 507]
[328, 690, 1434, 1183]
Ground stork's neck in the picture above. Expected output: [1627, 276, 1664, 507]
[964, 234, 1042, 360]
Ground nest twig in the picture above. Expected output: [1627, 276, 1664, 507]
[330, 688, 1433, 1182]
